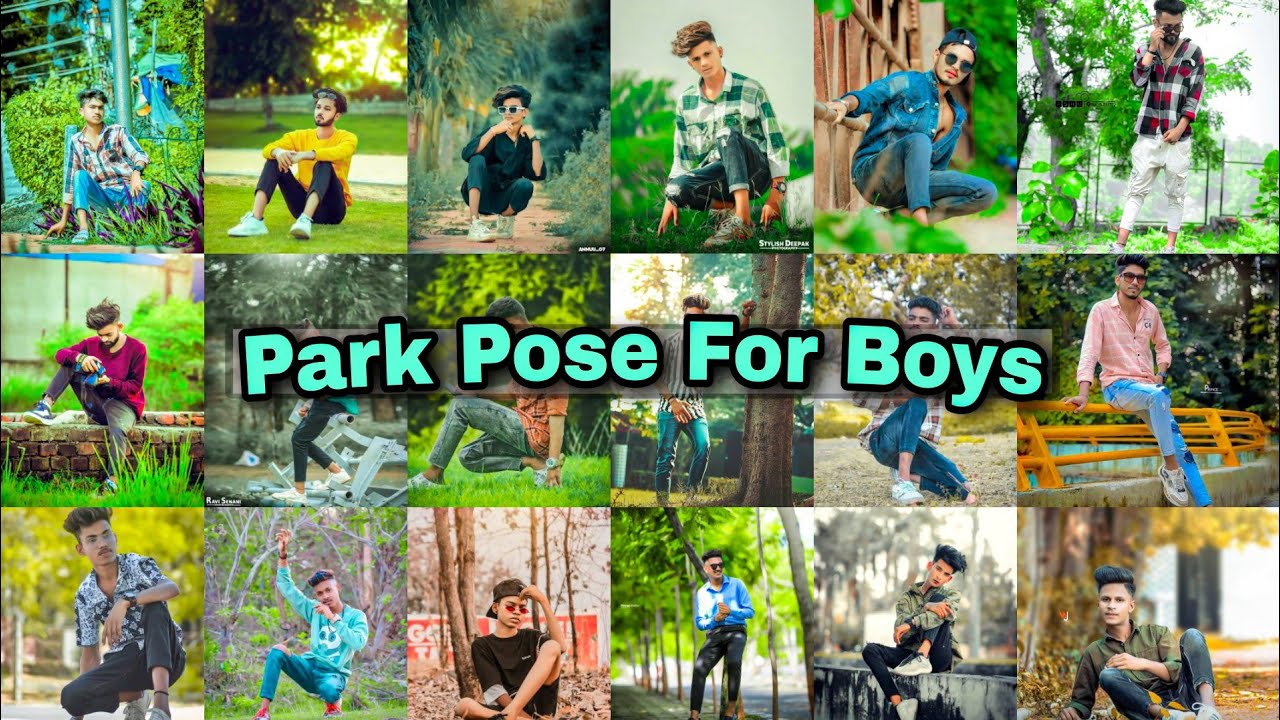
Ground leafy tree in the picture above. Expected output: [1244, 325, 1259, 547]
[206, 0, 319, 128]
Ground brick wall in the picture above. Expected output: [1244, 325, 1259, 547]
[2, 412, 204, 482]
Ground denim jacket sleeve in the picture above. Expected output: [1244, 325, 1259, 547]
[841, 72, 902, 117]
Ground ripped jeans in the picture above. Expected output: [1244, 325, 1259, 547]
[665, 128, 774, 210]
[1103, 378, 1212, 506]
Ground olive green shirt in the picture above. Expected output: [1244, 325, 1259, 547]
[1069, 622, 1181, 717]
[894, 581, 963, 660]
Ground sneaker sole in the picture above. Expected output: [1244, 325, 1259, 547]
[290, 229, 311, 240]
[890, 665, 932, 677]
[227, 228, 269, 237]
[22, 413, 52, 425]
[468, 236, 497, 243]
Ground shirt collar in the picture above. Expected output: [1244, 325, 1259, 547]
[698, 69, 735, 103]
[1103, 619, 1137, 643]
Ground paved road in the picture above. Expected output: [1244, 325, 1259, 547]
[1, 704, 202, 720]
[204, 148, 407, 186]
[611, 681, 809, 720]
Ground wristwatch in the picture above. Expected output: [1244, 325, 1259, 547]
[773, 180, 788, 194]
[545, 456, 561, 470]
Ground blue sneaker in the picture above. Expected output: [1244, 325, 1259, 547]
[23, 400, 55, 425]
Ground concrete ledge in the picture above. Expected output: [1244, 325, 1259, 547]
[2, 413, 204, 480]
[1019, 449, 1278, 506]
[815, 660, 1016, 720]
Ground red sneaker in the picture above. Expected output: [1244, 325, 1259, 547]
[252, 708, 270, 720]
[322, 703, 342, 718]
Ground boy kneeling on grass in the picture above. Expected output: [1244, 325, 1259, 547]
[254, 529, 369, 720]
[24, 298, 147, 494]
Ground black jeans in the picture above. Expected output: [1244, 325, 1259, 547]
[43, 364, 137, 478]
[255, 160, 347, 224]
[465, 155, 535, 216]
[61, 603, 186, 717]
[863, 602, 954, 701]
[691, 626, 747, 715]
[665, 129, 774, 210]
[1099, 628, 1216, 720]
[291, 399, 347, 484]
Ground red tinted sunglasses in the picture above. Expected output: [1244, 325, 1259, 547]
[502, 602, 529, 615]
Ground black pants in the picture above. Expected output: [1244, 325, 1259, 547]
[463, 155, 535, 216]
[255, 160, 347, 224]
[665, 129, 774, 211]
[291, 399, 347, 484]
[863, 610, 953, 700]
[691, 626, 747, 715]
[61, 603, 186, 717]
[44, 364, 137, 477]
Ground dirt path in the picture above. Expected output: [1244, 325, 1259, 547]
[815, 432, 1017, 507]
[204, 173, 406, 203]
[410, 194, 570, 254]
[944, 197, 1019, 252]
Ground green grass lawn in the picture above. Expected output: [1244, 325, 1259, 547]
[408, 449, 610, 507]
[611, 208, 812, 253]
[2, 443, 202, 507]
[203, 183, 406, 254]
[206, 111, 406, 155]
[207, 703, 406, 720]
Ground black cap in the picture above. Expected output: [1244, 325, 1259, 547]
[485, 578, 527, 618]
[938, 28, 978, 58]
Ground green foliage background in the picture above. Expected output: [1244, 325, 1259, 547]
[0, 508, 205, 702]
[1017, 254, 1280, 425]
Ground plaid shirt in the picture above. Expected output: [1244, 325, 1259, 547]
[670, 69, 789, 180]
[849, 391, 945, 450]
[1076, 293, 1172, 389]
[1131, 38, 1205, 141]
[658, 330, 706, 419]
[61, 125, 150, 204]
[508, 380, 568, 458]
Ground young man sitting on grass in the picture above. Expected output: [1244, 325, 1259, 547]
[24, 298, 147, 494]
[1059, 565, 1220, 720]
[45, 88, 151, 244]
[454, 579, 564, 719]
[253, 529, 369, 720]
[227, 87, 358, 241]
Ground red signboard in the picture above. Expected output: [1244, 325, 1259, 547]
[408, 614, 599, 669]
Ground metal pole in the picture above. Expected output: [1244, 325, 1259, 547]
[109, 0, 131, 133]
[1219, 138, 1226, 218]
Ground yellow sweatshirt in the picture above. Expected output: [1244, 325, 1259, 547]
[263, 129, 358, 206]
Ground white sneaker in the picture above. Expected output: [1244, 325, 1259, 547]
[1193, 704, 1221, 720]
[227, 212, 268, 236]
[890, 652, 933, 677]
[123, 691, 151, 720]
[1166, 710, 1197, 720]
[271, 487, 307, 504]
[895, 698, 919, 720]
[703, 213, 750, 248]
[1109, 242, 1126, 253]
[467, 218, 495, 242]
[289, 215, 313, 240]
[891, 479, 925, 506]
[1158, 465, 1190, 506]
[327, 470, 352, 486]
[495, 215, 515, 239]
[533, 467, 548, 487]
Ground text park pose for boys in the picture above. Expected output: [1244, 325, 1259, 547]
[252, 529, 369, 720]
[60, 508, 185, 720]
[1060, 565, 1219, 720]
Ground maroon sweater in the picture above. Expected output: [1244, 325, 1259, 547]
[55, 335, 148, 418]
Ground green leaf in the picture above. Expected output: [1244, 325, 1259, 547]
[1032, 161, 1052, 174]
[814, 0, 835, 12]
[1050, 196, 1076, 225]
[1058, 149, 1085, 168]
[1264, 149, 1279, 175]
[1029, 179, 1049, 192]
[831, 0, 853, 19]
[1029, 226, 1050, 241]
[1022, 200, 1047, 222]
[1055, 171, 1088, 200]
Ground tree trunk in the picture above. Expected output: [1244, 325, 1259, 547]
[757, 509, 780, 720]
[529, 508, 540, 631]
[642, 614, 653, 691]
[434, 509, 480, 700]
[627, 637, 639, 684]
[673, 583, 684, 701]
[969, 519, 983, 660]
[665, 508, 709, 582]
[259, 80, 275, 129]
[779, 507, 815, 713]
[542, 507, 553, 616]
[563, 508, 579, 672]
[456, 508, 477, 639]
[656, 606, 668, 696]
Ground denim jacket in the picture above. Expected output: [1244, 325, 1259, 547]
[839, 70, 966, 176]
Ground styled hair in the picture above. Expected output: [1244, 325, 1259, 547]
[907, 297, 943, 322]
[682, 294, 712, 310]
[312, 87, 348, 114]
[1094, 564, 1136, 595]
[63, 507, 112, 539]
[1154, 0, 1186, 17]
[307, 569, 337, 588]
[77, 88, 108, 107]
[485, 296, 528, 321]
[86, 298, 121, 330]
[1115, 254, 1150, 273]
[933, 544, 968, 574]
[701, 548, 723, 563]
[492, 84, 532, 109]
[671, 20, 716, 57]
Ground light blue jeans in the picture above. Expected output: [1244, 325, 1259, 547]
[852, 132, 996, 221]
[1103, 379, 1212, 506]
[72, 169, 150, 214]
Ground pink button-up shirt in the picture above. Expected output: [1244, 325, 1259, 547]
[1076, 293, 1172, 389]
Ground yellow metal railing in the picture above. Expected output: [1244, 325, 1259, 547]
[1017, 402, 1272, 490]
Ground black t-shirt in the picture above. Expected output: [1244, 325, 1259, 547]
[471, 628, 559, 717]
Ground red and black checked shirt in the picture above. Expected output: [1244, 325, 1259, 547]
[61, 124, 150, 204]
[1130, 38, 1205, 141]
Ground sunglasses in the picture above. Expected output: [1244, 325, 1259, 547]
[502, 602, 529, 615]
[943, 53, 974, 74]
[1158, 23, 1183, 32]
[1120, 272, 1148, 284]
[709, 563, 724, 571]
[314, 90, 339, 100]
[498, 105, 526, 115]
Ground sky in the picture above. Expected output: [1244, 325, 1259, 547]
[610, 0, 813, 132]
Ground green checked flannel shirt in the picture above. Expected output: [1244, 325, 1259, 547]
[669, 70, 790, 181]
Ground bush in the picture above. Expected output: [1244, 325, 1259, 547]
[544, 109, 609, 248]
[4, 77, 85, 204]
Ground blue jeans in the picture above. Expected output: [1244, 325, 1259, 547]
[655, 411, 709, 494]
[1098, 629, 1215, 720]
[259, 649, 346, 703]
[1103, 379, 1212, 506]
[665, 128, 774, 209]
[72, 169, 150, 214]
[852, 132, 995, 222]
[867, 398, 969, 499]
